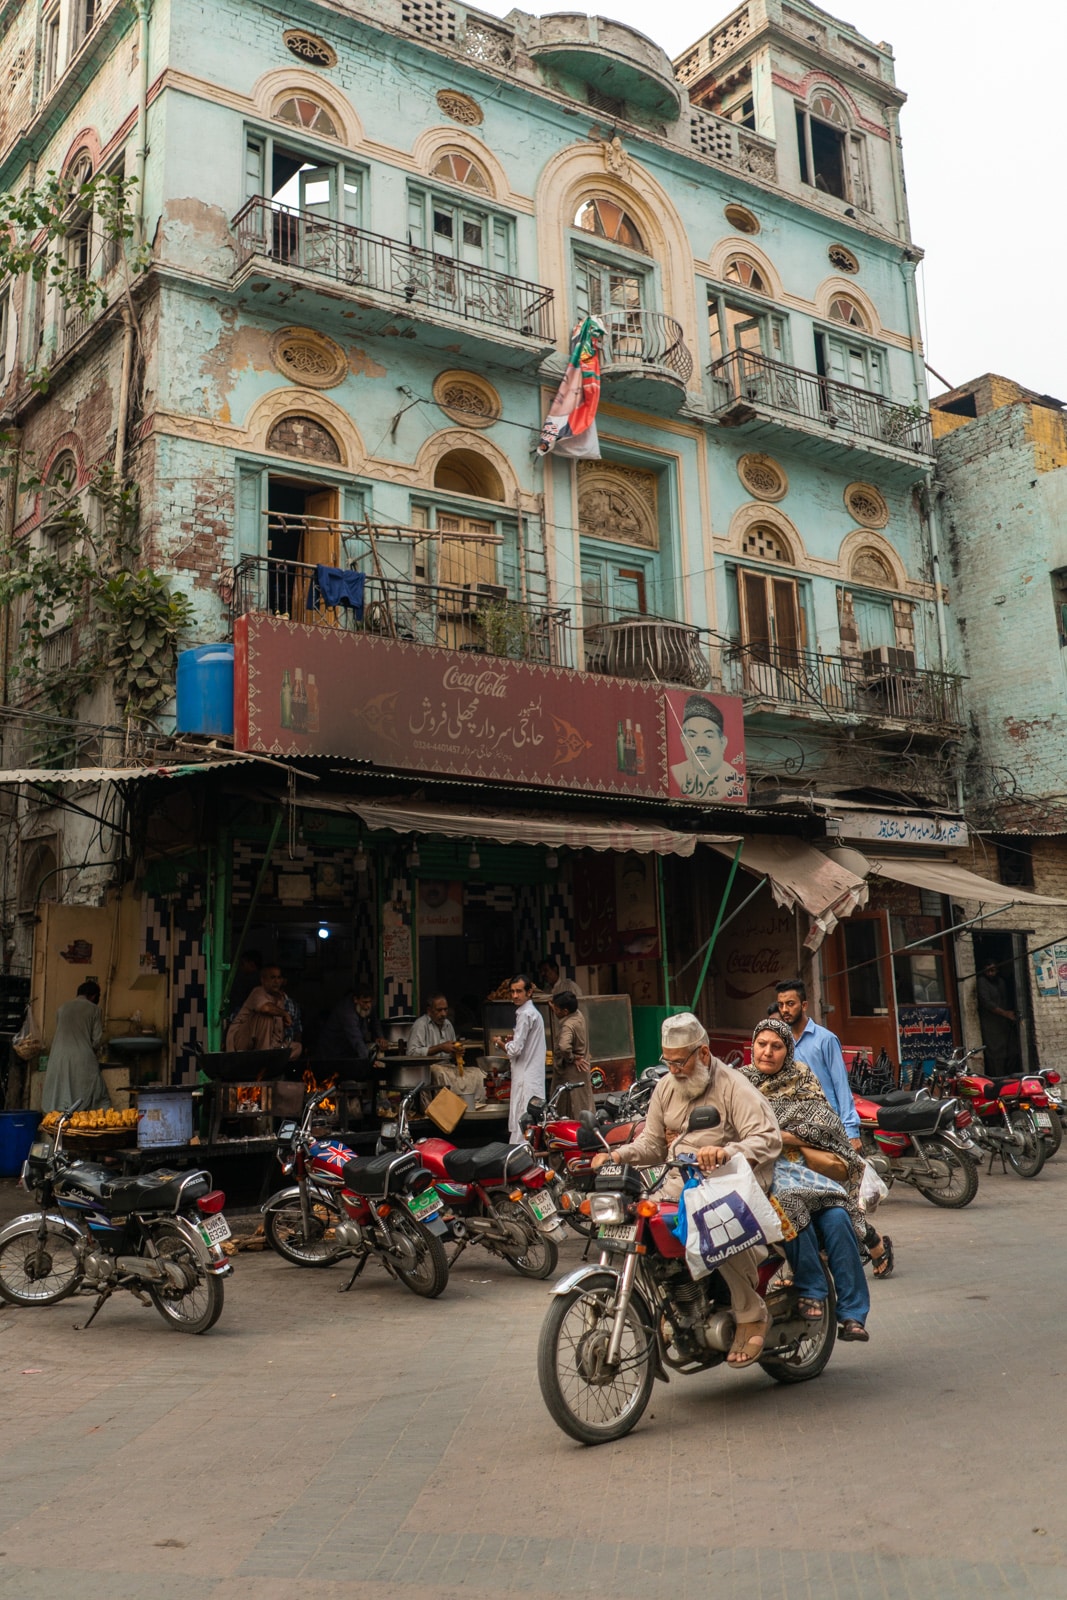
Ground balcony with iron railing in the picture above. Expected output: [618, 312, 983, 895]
[707, 348, 934, 475]
[720, 643, 965, 731]
[231, 199, 555, 363]
[598, 311, 694, 413]
[230, 557, 574, 667]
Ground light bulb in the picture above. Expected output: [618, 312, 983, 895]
[406, 842, 420, 868]
[317, 924, 330, 941]
[353, 846, 368, 873]
[468, 847, 481, 871]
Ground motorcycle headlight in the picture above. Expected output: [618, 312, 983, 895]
[588, 1194, 627, 1225]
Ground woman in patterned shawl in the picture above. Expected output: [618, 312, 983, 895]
[741, 1017, 871, 1342]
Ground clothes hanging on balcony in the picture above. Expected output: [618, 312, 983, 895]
[310, 566, 365, 616]
[536, 315, 605, 459]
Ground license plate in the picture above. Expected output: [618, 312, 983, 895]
[406, 1188, 440, 1221]
[644, 1166, 664, 1189]
[1036, 1112, 1053, 1130]
[200, 1214, 231, 1246]
[528, 1192, 558, 1223]
[598, 1222, 638, 1249]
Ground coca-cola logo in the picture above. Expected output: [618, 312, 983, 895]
[726, 946, 784, 977]
[441, 665, 509, 698]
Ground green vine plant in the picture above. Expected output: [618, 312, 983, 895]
[0, 462, 194, 765]
[0, 169, 148, 393]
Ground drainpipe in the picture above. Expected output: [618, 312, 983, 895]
[899, 254, 951, 682]
[115, 0, 152, 482]
[0, 428, 22, 707]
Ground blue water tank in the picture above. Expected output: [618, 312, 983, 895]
[176, 644, 235, 736]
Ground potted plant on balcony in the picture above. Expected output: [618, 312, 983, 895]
[478, 598, 532, 661]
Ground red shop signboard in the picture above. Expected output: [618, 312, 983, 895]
[234, 615, 746, 805]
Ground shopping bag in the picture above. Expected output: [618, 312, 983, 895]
[771, 1157, 848, 1201]
[12, 1006, 43, 1062]
[675, 1155, 784, 1281]
[858, 1159, 889, 1213]
[425, 1087, 467, 1134]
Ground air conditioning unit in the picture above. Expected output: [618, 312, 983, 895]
[861, 645, 916, 677]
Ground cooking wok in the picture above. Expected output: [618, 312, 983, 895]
[197, 1048, 293, 1083]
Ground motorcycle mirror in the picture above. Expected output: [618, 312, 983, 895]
[576, 1124, 603, 1151]
[686, 1106, 722, 1132]
[578, 1110, 597, 1128]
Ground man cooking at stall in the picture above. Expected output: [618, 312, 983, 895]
[493, 974, 546, 1142]
[409, 993, 486, 1104]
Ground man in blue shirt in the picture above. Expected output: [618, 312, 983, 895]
[775, 979, 861, 1144]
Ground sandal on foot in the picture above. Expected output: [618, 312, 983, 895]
[838, 1319, 869, 1342]
[797, 1296, 824, 1321]
[726, 1322, 767, 1367]
[871, 1235, 894, 1279]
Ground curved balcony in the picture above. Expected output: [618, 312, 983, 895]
[585, 616, 711, 690]
[599, 311, 693, 413]
[525, 13, 684, 122]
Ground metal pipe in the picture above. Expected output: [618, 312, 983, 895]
[0, 429, 22, 708]
[691, 837, 744, 1013]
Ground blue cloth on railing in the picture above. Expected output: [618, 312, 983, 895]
[309, 566, 365, 617]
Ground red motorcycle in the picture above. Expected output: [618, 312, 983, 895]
[262, 1088, 450, 1297]
[537, 1108, 837, 1445]
[932, 1048, 1049, 1179]
[381, 1085, 568, 1279]
[852, 1088, 981, 1207]
[521, 1081, 649, 1234]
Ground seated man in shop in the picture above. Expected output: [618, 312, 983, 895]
[226, 964, 302, 1060]
[318, 989, 373, 1065]
[536, 956, 583, 999]
[408, 993, 486, 1104]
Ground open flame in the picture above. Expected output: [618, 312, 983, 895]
[235, 1083, 268, 1112]
[303, 1068, 340, 1115]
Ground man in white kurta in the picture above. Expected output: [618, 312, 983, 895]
[495, 975, 546, 1142]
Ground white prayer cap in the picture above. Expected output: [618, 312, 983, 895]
[661, 1012, 708, 1050]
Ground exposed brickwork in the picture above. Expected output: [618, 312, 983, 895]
[266, 414, 341, 462]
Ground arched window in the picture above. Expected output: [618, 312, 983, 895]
[273, 95, 339, 139]
[724, 256, 769, 295]
[46, 450, 78, 502]
[811, 92, 846, 126]
[741, 524, 791, 563]
[66, 151, 93, 190]
[796, 89, 869, 208]
[574, 197, 647, 254]
[430, 150, 489, 192]
[433, 449, 504, 501]
[828, 295, 867, 328]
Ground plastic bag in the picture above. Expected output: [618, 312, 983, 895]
[12, 1006, 44, 1062]
[858, 1160, 889, 1213]
[675, 1154, 784, 1281]
[772, 1157, 848, 1200]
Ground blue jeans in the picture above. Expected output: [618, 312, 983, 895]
[783, 1207, 871, 1325]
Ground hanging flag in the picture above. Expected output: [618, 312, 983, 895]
[536, 316, 605, 459]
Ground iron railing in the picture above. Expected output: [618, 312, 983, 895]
[231, 198, 556, 343]
[600, 311, 694, 383]
[584, 616, 711, 688]
[720, 644, 965, 728]
[230, 557, 573, 667]
[707, 348, 934, 455]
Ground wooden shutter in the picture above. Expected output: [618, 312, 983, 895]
[771, 577, 802, 656]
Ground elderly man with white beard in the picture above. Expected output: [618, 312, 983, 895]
[592, 1012, 782, 1369]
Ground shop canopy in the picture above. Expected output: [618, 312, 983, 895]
[858, 853, 1067, 909]
[709, 836, 868, 944]
[0, 758, 265, 786]
[332, 797, 740, 857]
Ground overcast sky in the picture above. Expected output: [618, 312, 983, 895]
[478, 1, 1066, 398]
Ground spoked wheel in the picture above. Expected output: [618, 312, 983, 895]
[1007, 1111, 1047, 1178]
[913, 1142, 980, 1208]
[759, 1270, 838, 1385]
[492, 1198, 559, 1280]
[1041, 1109, 1063, 1157]
[0, 1221, 82, 1305]
[264, 1196, 343, 1266]
[537, 1278, 655, 1445]
[384, 1212, 449, 1299]
[148, 1223, 224, 1334]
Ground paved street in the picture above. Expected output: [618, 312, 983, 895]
[0, 1156, 1065, 1600]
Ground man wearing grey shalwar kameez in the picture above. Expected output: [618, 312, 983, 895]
[42, 982, 108, 1113]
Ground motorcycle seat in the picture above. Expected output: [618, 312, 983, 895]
[342, 1151, 413, 1196]
[876, 1101, 943, 1133]
[441, 1142, 535, 1184]
[60, 1165, 206, 1213]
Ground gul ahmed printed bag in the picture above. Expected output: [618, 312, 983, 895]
[674, 1155, 784, 1281]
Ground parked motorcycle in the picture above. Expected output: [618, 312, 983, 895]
[852, 1087, 981, 1207]
[932, 1048, 1049, 1179]
[262, 1087, 450, 1297]
[1035, 1069, 1063, 1155]
[537, 1110, 837, 1445]
[380, 1085, 567, 1279]
[0, 1106, 232, 1333]
[521, 1081, 650, 1237]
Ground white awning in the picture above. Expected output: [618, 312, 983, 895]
[861, 852, 1067, 908]
[709, 836, 868, 947]
[325, 797, 741, 857]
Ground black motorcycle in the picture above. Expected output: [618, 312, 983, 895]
[0, 1106, 233, 1333]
